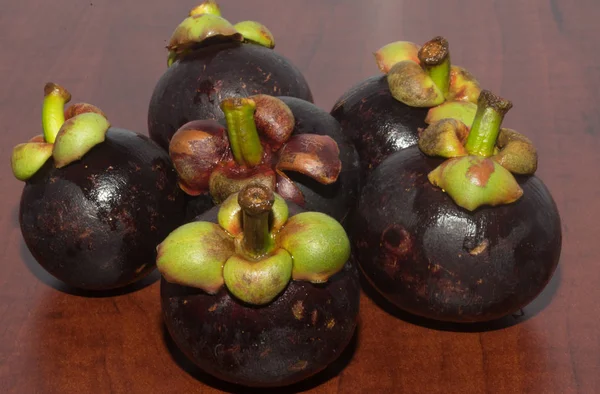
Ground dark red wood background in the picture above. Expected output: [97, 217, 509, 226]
[1, 0, 598, 392]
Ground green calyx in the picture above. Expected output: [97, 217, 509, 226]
[377, 37, 482, 117]
[11, 142, 53, 181]
[156, 183, 350, 305]
[420, 90, 538, 211]
[168, 94, 342, 207]
[234, 21, 275, 49]
[425, 101, 477, 127]
[167, 2, 275, 66]
[428, 156, 523, 211]
[53, 113, 110, 168]
[11, 83, 110, 181]
[374, 41, 420, 73]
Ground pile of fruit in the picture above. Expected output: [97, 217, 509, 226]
[10, 0, 561, 388]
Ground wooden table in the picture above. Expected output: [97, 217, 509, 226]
[1, 0, 597, 392]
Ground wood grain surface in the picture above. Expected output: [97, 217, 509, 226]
[1, 0, 598, 393]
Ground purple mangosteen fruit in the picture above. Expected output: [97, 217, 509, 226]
[148, 1, 313, 151]
[11, 83, 185, 290]
[352, 89, 562, 323]
[158, 183, 359, 387]
[331, 36, 481, 177]
[169, 95, 359, 225]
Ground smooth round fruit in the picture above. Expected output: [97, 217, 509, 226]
[161, 204, 360, 387]
[20, 128, 185, 290]
[148, 42, 313, 151]
[352, 146, 562, 322]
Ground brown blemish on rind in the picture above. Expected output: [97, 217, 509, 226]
[381, 224, 413, 256]
[292, 300, 304, 320]
[466, 158, 495, 187]
[208, 303, 218, 312]
[288, 360, 308, 372]
[311, 309, 318, 325]
[469, 239, 489, 256]
[326, 318, 336, 329]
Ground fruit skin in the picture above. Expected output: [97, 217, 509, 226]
[185, 97, 361, 226]
[161, 203, 360, 387]
[275, 97, 360, 223]
[330, 75, 429, 177]
[352, 146, 561, 323]
[20, 128, 185, 290]
[148, 42, 313, 151]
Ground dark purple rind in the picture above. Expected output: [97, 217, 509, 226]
[352, 146, 562, 323]
[161, 203, 360, 388]
[278, 97, 360, 225]
[330, 75, 428, 177]
[148, 42, 313, 151]
[19, 128, 185, 290]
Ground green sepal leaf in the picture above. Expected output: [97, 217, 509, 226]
[428, 156, 524, 211]
[278, 212, 350, 283]
[52, 112, 110, 168]
[157, 221, 235, 293]
[11, 142, 53, 181]
[223, 248, 292, 305]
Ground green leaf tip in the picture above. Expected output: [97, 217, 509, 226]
[428, 156, 524, 211]
[234, 21, 275, 49]
[277, 212, 351, 283]
[157, 221, 234, 293]
[11, 142, 53, 181]
[52, 112, 110, 168]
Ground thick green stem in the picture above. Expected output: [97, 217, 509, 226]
[418, 36, 451, 97]
[221, 98, 263, 167]
[238, 184, 274, 258]
[42, 83, 71, 143]
[464, 90, 513, 157]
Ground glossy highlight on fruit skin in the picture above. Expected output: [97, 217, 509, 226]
[331, 75, 428, 177]
[352, 146, 562, 322]
[148, 41, 313, 151]
[160, 202, 360, 387]
[20, 129, 185, 290]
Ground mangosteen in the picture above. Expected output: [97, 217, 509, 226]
[11, 83, 185, 290]
[148, 1, 313, 151]
[158, 183, 359, 387]
[352, 89, 562, 322]
[170, 95, 359, 225]
[331, 36, 482, 177]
